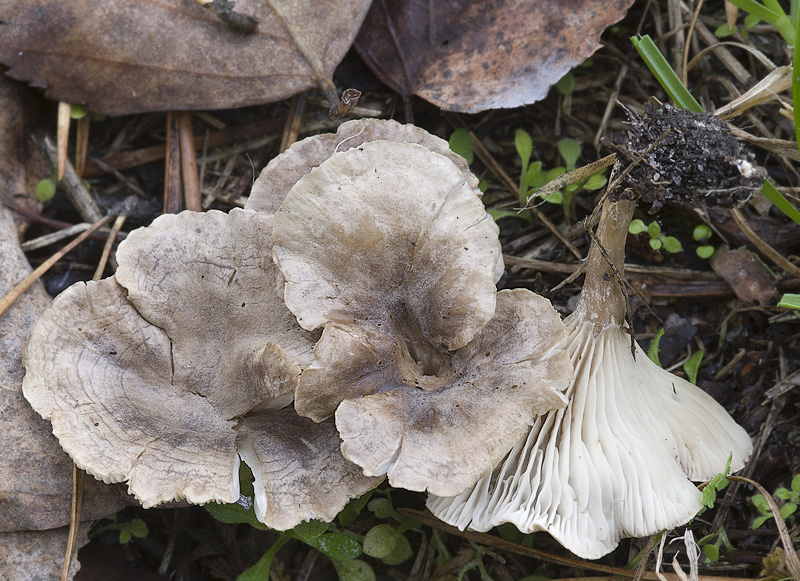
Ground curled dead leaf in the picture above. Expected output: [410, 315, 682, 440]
[0, 0, 371, 115]
[355, 0, 636, 113]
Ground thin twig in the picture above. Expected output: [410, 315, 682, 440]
[730, 207, 800, 276]
[397, 508, 754, 581]
[177, 112, 202, 212]
[60, 466, 83, 581]
[280, 90, 309, 154]
[0, 214, 114, 318]
[57, 102, 71, 181]
[34, 135, 104, 223]
[681, 0, 705, 86]
[633, 533, 662, 581]
[93, 214, 127, 280]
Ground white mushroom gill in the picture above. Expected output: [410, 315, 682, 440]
[428, 198, 753, 559]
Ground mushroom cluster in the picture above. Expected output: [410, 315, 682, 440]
[22, 119, 572, 531]
[22, 114, 752, 555]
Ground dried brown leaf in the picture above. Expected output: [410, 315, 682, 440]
[0, 0, 372, 115]
[0, 524, 90, 581]
[0, 78, 129, 577]
[355, 0, 635, 113]
[709, 246, 777, 305]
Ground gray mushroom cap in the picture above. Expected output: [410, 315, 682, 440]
[273, 141, 572, 496]
[246, 118, 479, 215]
[22, 209, 380, 527]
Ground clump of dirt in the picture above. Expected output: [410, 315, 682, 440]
[609, 101, 767, 212]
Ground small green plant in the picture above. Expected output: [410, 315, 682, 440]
[683, 350, 704, 384]
[206, 466, 418, 581]
[555, 72, 575, 95]
[448, 128, 485, 191]
[629, 219, 682, 253]
[504, 129, 606, 222]
[701, 454, 733, 509]
[722, 0, 795, 45]
[648, 329, 704, 382]
[751, 474, 800, 529]
[714, 13, 761, 39]
[90, 514, 149, 545]
[647, 328, 665, 366]
[698, 525, 735, 562]
[449, 128, 474, 165]
[35, 176, 57, 202]
[693, 224, 716, 259]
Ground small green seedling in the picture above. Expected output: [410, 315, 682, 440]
[35, 177, 57, 202]
[701, 454, 733, 509]
[751, 474, 800, 529]
[698, 525, 735, 562]
[693, 224, 716, 259]
[647, 328, 665, 367]
[555, 72, 575, 95]
[90, 514, 149, 545]
[683, 350, 704, 385]
[509, 130, 606, 223]
[449, 128, 474, 165]
[714, 13, 761, 39]
[207, 468, 418, 581]
[629, 219, 682, 253]
[448, 128, 486, 192]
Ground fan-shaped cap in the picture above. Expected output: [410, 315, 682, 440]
[329, 289, 572, 497]
[428, 314, 753, 559]
[246, 118, 478, 215]
[23, 209, 379, 527]
[272, 140, 571, 496]
[273, 140, 499, 350]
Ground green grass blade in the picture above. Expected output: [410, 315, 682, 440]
[761, 179, 800, 225]
[725, 0, 795, 43]
[725, 0, 782, 23]
[794, 27, 800, 161]
[630, 35, 703, 112]
[778, 293, 800, 308]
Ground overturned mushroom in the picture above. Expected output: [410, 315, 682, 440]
[273, 140, 572, 497]
[429, 105, 755, 559]
[23, 209, 380, 529]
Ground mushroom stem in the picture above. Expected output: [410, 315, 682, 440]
[574, 196, 636, 331]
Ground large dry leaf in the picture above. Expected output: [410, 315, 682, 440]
[355, 0, 635, 113]
[0, 0, 372, 115]
[0, 77, 129, 576]
[0, 525, 90, 580]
